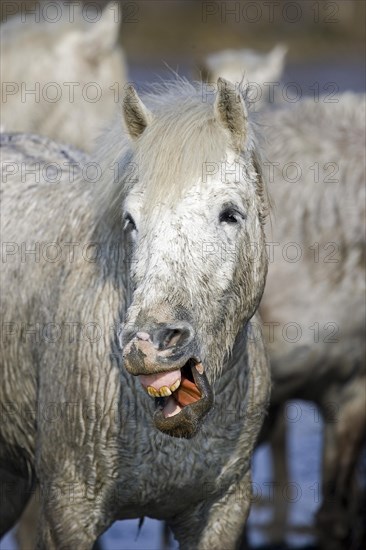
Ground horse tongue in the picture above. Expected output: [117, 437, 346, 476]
[162, 377, 202, 418]
[174, 378, 201, 407]
[163, 396, 182, 418]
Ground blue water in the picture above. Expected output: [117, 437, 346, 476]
[129, 56, 365, 95]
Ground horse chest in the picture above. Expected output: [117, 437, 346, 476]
[114, 415, 243, 518]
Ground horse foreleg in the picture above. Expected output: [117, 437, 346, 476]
[17, 487, 104, 550]
[16, 487, 40, 549]
[35, 476, 107, 550]
[169, 471, 252, 550]
[317, 373, 366, 549]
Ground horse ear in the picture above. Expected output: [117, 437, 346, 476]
[123, 85, 154, 140]
[214, 77, 248, 152]
[268, 44, 287, 78]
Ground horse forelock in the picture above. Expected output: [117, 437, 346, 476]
[93, 79, 263, 226]
[136, 100, 228, 206]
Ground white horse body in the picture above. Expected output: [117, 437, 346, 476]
[0, 2, 127, 151]
[260, 93, 366, 547]
[0, 79, 270, 549]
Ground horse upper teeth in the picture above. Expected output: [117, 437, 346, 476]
[145, 379, 181, 398]
[170, 379, 181, 392]
[159, 386, 172, 397]
[147, 386, 159, 397]
[195, 363, 204, 375]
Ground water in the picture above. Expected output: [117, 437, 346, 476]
[128, 57, 365, 96]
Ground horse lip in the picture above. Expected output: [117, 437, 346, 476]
[153, 366, 214, 439]
[123, 339, 214, 437]
[123, 341, 195, 376]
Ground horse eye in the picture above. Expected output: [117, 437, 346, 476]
[123, 213, 137, 232]
[219, 207, 243, 225]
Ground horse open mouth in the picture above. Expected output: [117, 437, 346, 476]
[139, 359, 213, 438]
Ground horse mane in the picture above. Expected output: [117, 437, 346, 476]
[92, 77, 265, 226]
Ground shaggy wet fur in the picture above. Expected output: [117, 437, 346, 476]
[0, 80, 270, 549]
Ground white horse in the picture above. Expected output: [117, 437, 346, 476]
[202, 45, 287, 108]
[0, 78, 270, 549]
[260, 93, 366, 549]
[0, 1, 127, 152]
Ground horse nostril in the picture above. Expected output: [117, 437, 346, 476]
[162, 329, 182, 349]
[155, 324, 193, 352]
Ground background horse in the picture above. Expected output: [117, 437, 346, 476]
[0, 1, 126, 151]
[260, 93, 366, 549]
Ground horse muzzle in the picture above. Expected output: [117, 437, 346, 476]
[122, 331, 214, 438]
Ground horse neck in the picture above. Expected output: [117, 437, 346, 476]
[214, 320, 251, 395]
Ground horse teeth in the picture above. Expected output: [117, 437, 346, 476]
[170, 379, 181, 393]
[147, 386, 158, 397]
[159, 386, 172, 397]
[194, 362, 204, 375]
[146, 380, 180, 397]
